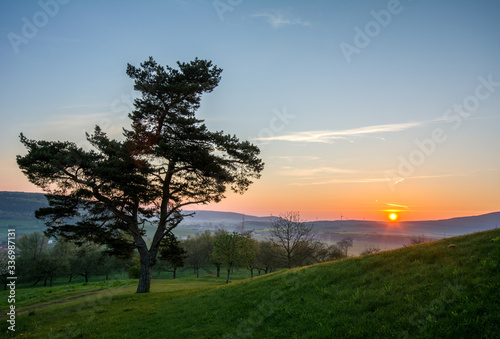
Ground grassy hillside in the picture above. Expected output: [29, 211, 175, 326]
[5, 229, 500, 338]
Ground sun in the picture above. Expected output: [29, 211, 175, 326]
[388, 213, 398, 221]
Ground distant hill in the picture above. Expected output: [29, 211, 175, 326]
[181, 210, 276, 224]
[0, 191, 48, 220]
[401, 212, 500, 237]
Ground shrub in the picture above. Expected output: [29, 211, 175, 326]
[128, 258, 141, 279]
[360, 247, 381, 256]
[408, 235, 432, 245]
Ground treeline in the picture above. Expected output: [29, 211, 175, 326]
[183, 229, 352, 284]
[0, 213, 356, 288]
[0, 233, 129, 289]
[158, 212, 355, 284]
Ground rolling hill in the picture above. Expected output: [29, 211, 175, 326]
[7, 228, 500, 338]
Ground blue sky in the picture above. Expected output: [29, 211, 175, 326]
[1, 0, 499, 220]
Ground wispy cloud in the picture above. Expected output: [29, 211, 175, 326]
[386, 203, 409, 209]
[290, 177, 389, 186]
[252, 10, 311, 28]
[257, 120, 430, 143]
[279, 166, 362, 177]
[397, 173, 470, 183]
[376, 201, 409, 209]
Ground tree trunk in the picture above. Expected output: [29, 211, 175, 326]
[226, 269, 231, 284]
[84, 274, 89, 283]
[135, 235, 159, 293]
[250, 268, 254, 278]
[49, 275, 53, 287]
[173, 268, 176, 279]
[68, 273, 73, 283]
[137, 260, 153, 293]
[43, 278, 47, 287]
[196, 267, 199, 278]
[216, 264, 220, 278]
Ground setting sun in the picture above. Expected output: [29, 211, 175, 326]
[388, 213, 398, 221]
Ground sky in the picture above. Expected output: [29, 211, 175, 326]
[1, 0, 499, 221]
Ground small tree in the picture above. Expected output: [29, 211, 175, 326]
[127, 257, 141, 279]
[159, 233, 186, 279]
[269, 211, 314, 268]
[50, 240, 80, 282]
[40, 251, 66, 287]
[183, 232, 212, 278]
[17, 232, 48, 261]
[17, 232, 49, 285]
[211, 230, 242, 283]
[95, 255, 125, 280]
[326, 244, 347, 261]
[239, 232, 259, 278]
[255, 240, 282, 275]
[69, 243, 102, 283]
[336, 237, 353, 257]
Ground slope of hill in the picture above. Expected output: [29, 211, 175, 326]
[10, 228, 500, 338]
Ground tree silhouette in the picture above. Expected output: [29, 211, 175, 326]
[17, 57, 264, 293]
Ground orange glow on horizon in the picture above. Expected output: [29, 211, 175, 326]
[2, 163, 499, 222]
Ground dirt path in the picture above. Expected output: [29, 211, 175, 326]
[1, 288, 118, 320]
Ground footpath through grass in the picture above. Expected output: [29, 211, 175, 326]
[4, 229, 500, 338]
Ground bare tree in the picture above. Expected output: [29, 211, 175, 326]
[269, 211, 314, 268]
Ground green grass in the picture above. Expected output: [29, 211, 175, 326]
[4, 229, 500, 338]
[0, 279, 137, 310]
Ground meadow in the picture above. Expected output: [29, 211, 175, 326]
[2, 228, 499, 338]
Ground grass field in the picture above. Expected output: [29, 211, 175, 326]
[2, 229, 500, 338]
